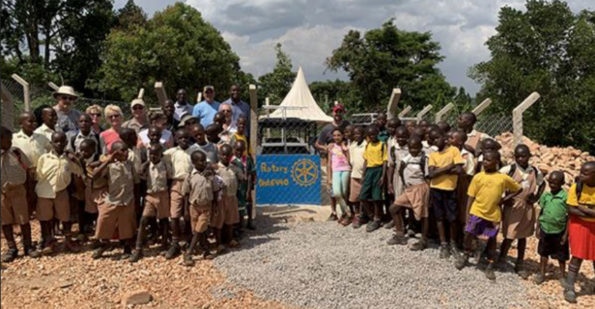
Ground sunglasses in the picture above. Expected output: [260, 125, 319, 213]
[61, 96, 76, 101]
[108, 114, 121, 119]
[132, 105, 144, 110]
[222, 109, 232, 113]
[89, 113, 101, 117]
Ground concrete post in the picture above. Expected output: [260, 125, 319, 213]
[154, 82, 168, 106]
[416, 104, 433, 122]
[435, 102, 454, 122]
[387, 88, 401, 119]
[137, 88, 145, 99]
[11, 74, 30, 112]
[398, 105, 412, 117]
[472, 98, 492, 116]
[513, 92, 540, 147]
[1, 81, 15, 130]
[249, 84, 258, 216]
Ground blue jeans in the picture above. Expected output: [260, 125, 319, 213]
[332, 171, 351, 216]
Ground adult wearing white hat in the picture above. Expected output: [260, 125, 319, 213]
[122, 98, 149, 133]
[192, 85, 220, 127]
[53, 85, 82, 133]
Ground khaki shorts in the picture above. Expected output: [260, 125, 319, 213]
[85, 186, 107, 214]
[223, 195, 240, 225]
[393, 182, 430, 220]
[1, 185, 29, 225]
[170, 180, 185, 219]
[37, 190, 70, 222]
[143, 190, 170, 219]
[190, 203, 211, 233]
[349, 178, 362, 203]
[210, 199, 225, 229]
[95, 200, 136, 240]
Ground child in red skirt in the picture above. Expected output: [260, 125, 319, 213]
[563, 161, 595, 303]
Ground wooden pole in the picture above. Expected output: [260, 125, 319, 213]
[196, 92, 202, 103]
[472, 98, 492, 116]
[48, 82, 59, 90]
[398, 105, 412, 117]
[1, 81, 15, 130]
[154, 81, 168, 106]
[249, 84, 258, 217]
[11, 74, 30, 112]
[435, 102, 454, 122]
[387, 88, 401, 119]
[137, 88, 145, 99]
[513, 92, 540, 147]
[264, 97, 271, 138]
[416, 104, 433, 122]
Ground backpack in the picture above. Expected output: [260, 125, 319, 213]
[507, 163, 539, 178]
[399, 151, 427, 186]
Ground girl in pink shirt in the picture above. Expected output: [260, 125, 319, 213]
[327, 128, 352, 225]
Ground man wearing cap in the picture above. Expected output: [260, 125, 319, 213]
[222, 84, 250, 136]
[53, 85, 82, 133]
[192, 85, 220, 127]
[122, 98, 149, 133]
[174, 89, 194, 121]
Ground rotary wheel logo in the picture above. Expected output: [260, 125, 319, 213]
[291, 159, 318, 187]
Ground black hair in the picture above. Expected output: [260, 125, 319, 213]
[549, 170, 565, 182]
[408, 136, 422, 148]
[191, 150, 206, 161]
[148, 143, 164, 154]
[461, 112, 477, 124]
[395, 126, 409, 136]
[80, 138, 97, 149]
[514, 144, 531, 155]
[1, 126, 13, 138]
[331, 127, 344, 135]
[483, 150, 501, 161]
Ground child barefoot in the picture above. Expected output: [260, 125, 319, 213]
[183, 151, 217, 266]
[563, 161, 595, 303]
[327, 128, 352, 225]
[130, 144, 172, 262]
[498, 144, 546, 278]
[387, 137, 430, 250]
[1, 127, 35, 261]
[91, 141, 138, 260]
[455, 151, 521, 280]
[534, 171, 569, 285]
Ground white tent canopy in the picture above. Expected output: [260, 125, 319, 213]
[264, 66, 333, 123]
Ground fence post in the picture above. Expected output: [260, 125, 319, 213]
[1, 81, 15, 130]
[387, 88, 401, 119]
[398, 105, 412, 117]
[196, 92, 202, 103]
[48, 82, 59, 91]
[11, 74, 30, 112]
[154, 82, 168, 106]
[264, 97, 271, 138]
[249, 84, 258, 216]
[137, 88, 144, 99]
[472, 98, 492, 116]
[416, 104, 433, 122]
[513, 92, 540, 147]
[435, 102, 454, 122]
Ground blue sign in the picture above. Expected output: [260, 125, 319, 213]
[256, 154, 321, 205]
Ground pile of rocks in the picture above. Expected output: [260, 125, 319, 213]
[495, 132, 594, 182]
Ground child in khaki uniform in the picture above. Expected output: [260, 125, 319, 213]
[216, 144, 242, 248]
[78, 139, 105, 240]
[130, 144, 172, 262]
[91, 141, 139, 260]
[183, 151, 218, 266]
[1, 127, 35, 262]
[35, 132, 83, 255]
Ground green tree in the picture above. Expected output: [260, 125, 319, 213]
[257, 43, 296, 105]
[92, 2, 243, 103]
[115, 0, 147, 30]
[309, 80, 359, 114]
[470, 0, 595, 153]
[326, 20, 455, 114]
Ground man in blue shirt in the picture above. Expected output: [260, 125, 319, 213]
[174, 89, 194, 121]
[192, 85, 220, 127]
[222, 84, 251, 136]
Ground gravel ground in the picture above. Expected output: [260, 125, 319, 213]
[215, 216, 593, 309]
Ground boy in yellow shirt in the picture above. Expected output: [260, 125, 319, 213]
[359, 126, 388, 232]
[455, 151, 521, 280]
[563, 161, 595, 303]
[428, 129, 464, 258]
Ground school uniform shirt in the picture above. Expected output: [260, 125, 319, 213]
[65, 130, 103, 154]
[1, 147, 31, 188]
[388, 142, 409, 168]
[104, 160, 139, 206]
[428, 146, 465, 191]
[35, 151, 83, 199]
[401, 153, 429, 187]
[467, 171, 522, 222]
[34, 123, 55, 142]
[218, 162, 239, 197]
[349, 140, 367, 179]
[138, 128, 173, 148]
[538, 190, 568, 234]
[122, 117, 148, 133]
[12, 130, 51, 167]
[127, 147, 143, 175]
[466, 130, 491, 151]
[164, 144, 199, 180]
[499, 163, 544, 190]
[461, 148, 475, 176]
[567, 183, 595, 222]
[422, 140, 438, 155]
[146, 160, 171, 194]
[363, 141, 388, 168]
[182, 169, 215, 206]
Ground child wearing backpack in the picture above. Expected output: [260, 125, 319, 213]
[387, 136, 429, 250]
[498, 144, 546, 279]
[563, 161, 595, 303]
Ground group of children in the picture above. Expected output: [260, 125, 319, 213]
[325, 111, 594, 303]
[1, 108, 255, 267]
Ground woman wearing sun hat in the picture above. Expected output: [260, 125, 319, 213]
[122, 98, 149, 133]
[52, 85, 82, 133]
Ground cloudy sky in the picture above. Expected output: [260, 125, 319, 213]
[115, 0, 593, 95]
